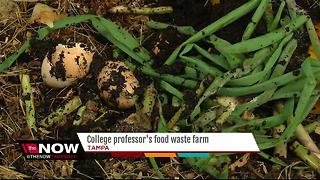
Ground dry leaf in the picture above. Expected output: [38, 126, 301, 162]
[315, 23, 320, 37]
[242, 110, 255, 121]
[124, 113, 137, 124]
[308, 46, 318, 60]
[124, 111, 152, 130]
[229, 153, 250, 171]
[211, 0, 221, 5]
[315, 127, 320, 135]
[308, 22, 320, 61]
[31, 3, 66, 27]
[54, 160, 74, 177]
[216, 96, 239, 124]
[136, 171, 143, 179]
[310, 100, 320, 114]
[308, 22, 320, 114]
[112, 172, 122, 179]
[0, 0, 19, 23]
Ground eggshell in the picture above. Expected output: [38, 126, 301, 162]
[41, 56, 75, 88]
[97, 61, 140, 109]
[41, 43, 94, 88]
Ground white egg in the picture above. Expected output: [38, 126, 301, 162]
[97, 61, 140, 109]
[41, 43, 94, 88]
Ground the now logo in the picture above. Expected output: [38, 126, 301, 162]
[39, 143, 79, 154]
[19, 140, 85, 160]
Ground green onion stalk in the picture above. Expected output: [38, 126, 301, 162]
[20, 74, 37, 132]
[40, 96, 82, 128]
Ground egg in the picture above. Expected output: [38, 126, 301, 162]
[97, 61, 140, 109]
[41, 43, 94, 88]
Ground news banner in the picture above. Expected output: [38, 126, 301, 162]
[19, 133, 259, 160]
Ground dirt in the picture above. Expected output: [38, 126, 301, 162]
[144, 26, 187, 68]
[297, 0, 320, 22]
[148, 0, 267, 43]
[143, 0, 268, 69]
[287, 30, 311, 72]
[29, 39, 60, 62]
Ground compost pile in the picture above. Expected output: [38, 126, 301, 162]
[1, 0, 320, 179]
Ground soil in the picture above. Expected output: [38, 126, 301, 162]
[287, 30, 311, 72]
[297, 0, 320, 22]
[148, 0, 267, 43]
[143, 26, 187, 68]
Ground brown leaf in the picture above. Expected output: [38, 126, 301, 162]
[229, 153, 250, 171]
[210, 0, 221, 5]
[31, 3, 66, 27]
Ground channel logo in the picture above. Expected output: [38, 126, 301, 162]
[19, 140, 85, 160]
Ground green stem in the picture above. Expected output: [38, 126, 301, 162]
[306, 19, 320, 60]
[142, 83, 157, 117]
[180, 56, 223, 77]
[73, 106, 86, 126]
[295, 124, 320, 154]
[218, 71, 300, 96]
[227, 34, 293, 86]
[269, 0, 286, 31]
[264, 0, 274, 31]
[166, 105, 185, 129]
[226, 15, 307, 53]
[209, 35, 243, 69]
[242, 0, 269, 40]
[109, 6, 173, 15]
[291, 141, 320, 174]
[159, 81, 184, 100]
[231, 39, 297, 116]
[165, 0, 260, 65]
[258, 151, 287, 166]
[147, 20, 196, 35]
[305, 121, 320, 133]
[149, 157, 165, 179]
[40, 96, 82, 128]
[20, 74, 37, 132]
[0, 40, 30, 73]
[193, 44, 230, 70]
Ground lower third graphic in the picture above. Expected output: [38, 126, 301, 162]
[19, 140, 85, 160]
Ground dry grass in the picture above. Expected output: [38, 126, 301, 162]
[0, 165, 30, 179]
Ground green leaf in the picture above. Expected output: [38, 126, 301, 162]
[37, 14, 97, 39]
[0, 40, 30, 73]
[91, 17, 151, 65]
